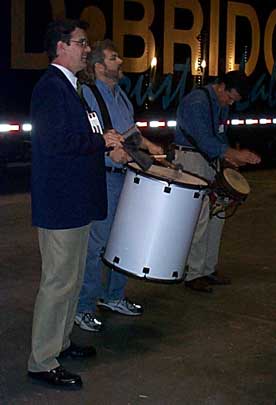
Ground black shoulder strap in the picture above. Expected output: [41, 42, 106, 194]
[87, 84, 113, 131]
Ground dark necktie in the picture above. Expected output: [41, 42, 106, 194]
[76, 80, 83, 98]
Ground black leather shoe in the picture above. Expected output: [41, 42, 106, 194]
[28, 366, 82, 388]
[205, 273, 231, 285]
[58, 342, 96, 359]
[185, 277, 213, 293]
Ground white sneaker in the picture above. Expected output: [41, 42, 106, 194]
[75, 312, 102, 332]
[97, 298, 143, 316]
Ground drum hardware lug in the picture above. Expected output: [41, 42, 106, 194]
[113, 256, 120, 264]
[142, 267, 150, 274]
[172, 271, 178, 278]
[163, 186, 171, 193]
[134, 177, 140, 184]
[193, 192, 200, 198]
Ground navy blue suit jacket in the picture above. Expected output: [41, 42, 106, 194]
[31, 65, 107, 229]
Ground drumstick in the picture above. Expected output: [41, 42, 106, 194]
[151, 154, 167, 159]
[155, 157, 182, 170]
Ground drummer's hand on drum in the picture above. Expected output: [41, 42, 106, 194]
[103, 129, 124, 149]
[141, 137, 164, 156]
[109, 145, 130, 164]
[224, 147, 261, 167]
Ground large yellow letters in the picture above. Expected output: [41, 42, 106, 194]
[226, 2, 260, 75]
[11, 0, 65, 69]
[113, 0, 155, 73]
[163, 0, 203, 75]
[9, 0, 276, 76]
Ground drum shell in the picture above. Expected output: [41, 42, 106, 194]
[103, 166, 208, 282]
[214, 169, 249, 201]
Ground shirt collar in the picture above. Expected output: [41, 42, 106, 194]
[51, 64, 78, 89]
[95, 79, 120, 95]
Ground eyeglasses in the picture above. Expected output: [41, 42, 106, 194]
[70, 38, 90, 48]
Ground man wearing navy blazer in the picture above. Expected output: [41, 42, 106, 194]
[28, 19, 123, 388]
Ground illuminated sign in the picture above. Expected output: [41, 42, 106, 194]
[10, 0, 276, 76]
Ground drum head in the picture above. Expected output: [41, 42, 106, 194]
[127, 162, 208, 188]
[223, 168, 250, 195]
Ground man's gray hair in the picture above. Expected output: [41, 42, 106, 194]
[78, 39, 118, 85]
[88, 39, 118, 67]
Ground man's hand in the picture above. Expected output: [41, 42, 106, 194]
[109, 145, 130, 164]
[224, 147, 261, 167]
[103, 129, 124, 149]
[141, 137, 164, 156]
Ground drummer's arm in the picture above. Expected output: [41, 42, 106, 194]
[140, 136, 164, 155]
[224, 147, 261, 167]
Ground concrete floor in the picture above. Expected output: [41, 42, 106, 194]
[0, 166, 276, 405]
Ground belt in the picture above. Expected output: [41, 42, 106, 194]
[106, 166, 126, 174]
[174, 145, 197, 152]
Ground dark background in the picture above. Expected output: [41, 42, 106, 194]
[1, 0, 276, 165]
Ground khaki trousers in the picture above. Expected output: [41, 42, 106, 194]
[174, 150, 224, 281]
[28, 223, 91, 372]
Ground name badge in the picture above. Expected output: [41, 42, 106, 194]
[87, 111, 103, 134]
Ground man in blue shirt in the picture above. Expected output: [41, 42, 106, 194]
[175, 71, 260, 292]
[75, 39, 162, 331]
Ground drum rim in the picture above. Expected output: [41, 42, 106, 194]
[223, 168, 250, 195]
[215, 169, 250, 199]
[127, 163, 209, 190]
[102, 257, 185, 284]
[223, 167, 251, 195]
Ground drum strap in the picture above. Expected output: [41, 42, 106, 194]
[87, 84, 153, 171]
[86, 84, 132, 131]
[86, 84, 113, 131]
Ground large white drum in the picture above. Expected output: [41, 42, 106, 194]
[103, 163, 208, 282]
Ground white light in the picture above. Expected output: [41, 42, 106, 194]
[195, 60, 200, 71]
[231, 119, 244, 126]
[167, 120, 177, 127]
[151, 57, 157, 68]
[259, 118, 272, 125]
[0, 124, 20, 132]
[137, 117, 276, 129]
[136, 121, 148, 127]
[201, 59, 206, 69]
[22, 123, 32, 131]
[149, 121, 166, 128]
[245, 119, 258, 125]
